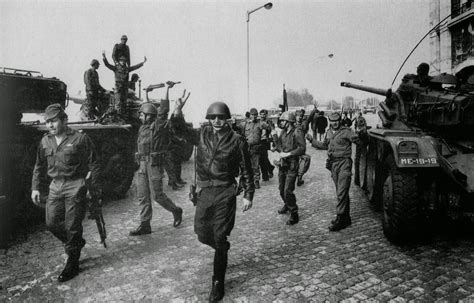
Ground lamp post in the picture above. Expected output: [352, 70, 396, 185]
[247, 2, 272, 110]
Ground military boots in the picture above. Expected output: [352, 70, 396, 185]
[278, 205, 289, 214]
[129, 222, 152, 236]
[286, 212, 299, 225]
[329, 215, 352, 231]
[58, 251, 80, 282]
[209, 276, 225, 302]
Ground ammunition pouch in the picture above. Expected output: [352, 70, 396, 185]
[281, 156, 299, 172]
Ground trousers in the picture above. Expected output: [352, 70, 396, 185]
[331, 158, 353, 216]
[278, 158, 299, 214]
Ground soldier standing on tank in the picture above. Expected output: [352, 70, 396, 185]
[31, 104, 101, 282]
[112, 34, 131, 66]
[258, 109, 274, 181]
[238, 108, 268, 189]
[102, 51, 146, 119]
[129, 73, 139, 93]
[129, 82, 183, 236]
[178, 100, 254, 302]
[83, 59, 106, 120]
[272, 111, 306, 225]
[307, 112, 359, 231]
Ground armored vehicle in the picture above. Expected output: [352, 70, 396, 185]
[341, 74, 474, 243]
[0, 68, 136, 247]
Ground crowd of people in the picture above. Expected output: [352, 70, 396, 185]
[30, 34, 370, 302]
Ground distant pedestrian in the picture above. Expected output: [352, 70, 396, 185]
[313, 111, 328, 141]
[112, 34, 131, 66]
[129, 82, 183, 236]
[102, 51, 146, 118]
[272, 111, 306, 225]
[307, 112, 359, 231]
[341, 112, 352, 128]
[83, 59, 106, 120]
[180, 100, 254, 302]
[31, 104, 101, 282]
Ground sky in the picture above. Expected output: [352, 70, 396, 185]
[1, 0, 431, 123]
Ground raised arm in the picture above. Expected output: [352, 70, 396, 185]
[102, 52, 115, 71]
[129, 56, 147, 72]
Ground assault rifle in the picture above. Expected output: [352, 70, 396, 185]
[85, 175, 107, 248]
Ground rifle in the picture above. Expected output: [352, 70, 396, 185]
[85, 176, 107, 248]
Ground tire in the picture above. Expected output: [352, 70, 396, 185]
[356, 143, 367, 188]
[102, 153, 135, 199]
[365, 141, 383, 208]
[381, 154, 420, 243]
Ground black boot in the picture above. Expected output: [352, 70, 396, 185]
[209, 249, 227, 302]
[296, 176, 304, 186]
[58, 251, 80, 282]
[129, 222, 151, 236]
[173, 207, 183, 227]
[278, 205, 289, 214]
[286, 212, 299, 225]
[329, 215, 351, 231]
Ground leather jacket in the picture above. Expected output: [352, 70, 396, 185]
[192, 124, 255, 201]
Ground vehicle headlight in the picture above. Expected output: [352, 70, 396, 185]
[398, 140, 418, 155]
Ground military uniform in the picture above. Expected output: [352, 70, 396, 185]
[258, 112, 274, 181]
[112, 35, 131, 66]
[274, 112, 306, 224]
[103, 56, 144, 117]
[239, 112, 268, 187]
[311, 112, 359, 231]
[83, 61, 105, 119]
[132, 100, 183, 234]
[183, 102, 254, 302]
[31, 104, 100, 282]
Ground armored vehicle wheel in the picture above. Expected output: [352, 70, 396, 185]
[356, 143, 367, 188]
[365, 141, 383, 208]
[381, 154, 419, 243]
[102, 152, 135, 199]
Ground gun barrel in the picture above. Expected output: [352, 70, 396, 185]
[340, 82, 391, 97]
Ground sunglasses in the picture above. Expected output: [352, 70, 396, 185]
[208, 115, 226, 120]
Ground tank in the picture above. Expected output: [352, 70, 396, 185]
[0, 68, 136, 248]
[341, 74, 474, 243]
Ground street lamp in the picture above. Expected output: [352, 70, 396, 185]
[247, 2, 273, 109]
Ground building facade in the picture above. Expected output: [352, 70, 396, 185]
[430, 0, 474, 79]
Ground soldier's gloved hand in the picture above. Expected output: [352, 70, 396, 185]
[305, 133, 313, 142]
[31, 190, 41, 206]
[166, 81, 176, 88]
[242, 198, 252, 212]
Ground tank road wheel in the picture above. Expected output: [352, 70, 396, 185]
[102, 153, 135, 199]
[381, 154, 419, 243]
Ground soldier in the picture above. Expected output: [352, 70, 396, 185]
[31, 104, 101, 282]
[112, 34, 131, 66]
[307, 112, 359, 231]
[129, 73, 139, 92]
[129, 82, 183, 236]
[353, 111, 368, 186]
[102, 51, 146, 118]
[295, 108, 317, 186]
[83, 59, 106, 120]
[179, 101, 254, 302]
[341, 112, 352, 127]
[272, 111, 306, 225]
[238, 108, 268, 189]
[258, 109, 274, 181]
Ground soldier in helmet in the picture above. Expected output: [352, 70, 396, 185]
[112, 34, 131, 66]
[177, 100, 254, 302]
[83, 59, 106, 120]
[31, 104, 101, 282]
[272, 111, 306, 225]
[306, 112, 359, 231]
[102, 51, 146, 119]
[129, 82, 183, 236]
[294, 108, 318, 186]
[238, 108, 269, 189]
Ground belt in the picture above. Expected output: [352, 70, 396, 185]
[52, 176, 82, 182]
[197, 179, 234, 188]
[138, 155, 151, 161]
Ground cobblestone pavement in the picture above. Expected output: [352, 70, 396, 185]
[2, 120, 474, 301]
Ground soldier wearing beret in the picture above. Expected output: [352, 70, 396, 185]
[83, 59, 106, 120]
[258, 109, 275, 181]
[31, 104, 101, 282]
[307, 112, 359, 231]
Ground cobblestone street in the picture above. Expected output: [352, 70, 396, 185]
[1, 127, 474, 302]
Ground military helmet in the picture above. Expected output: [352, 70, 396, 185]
[90, 59, 100, 66]
[259, 109, 268, 114]
[280, 111, 296, 122]
[121, 34, 128, 40]
[249, 108, 258, 115]
[295, 109, 305, 116]
[139, 103, 158, 115]
[328, 112, 342, 121]
[205, 102, 231, 119]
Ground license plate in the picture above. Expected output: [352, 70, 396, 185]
[399, 157, 437, 165]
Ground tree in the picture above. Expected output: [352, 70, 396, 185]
[273, 88, 318, 108]
[326, 100, 341, 110]
[342, 96, 355, 109]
